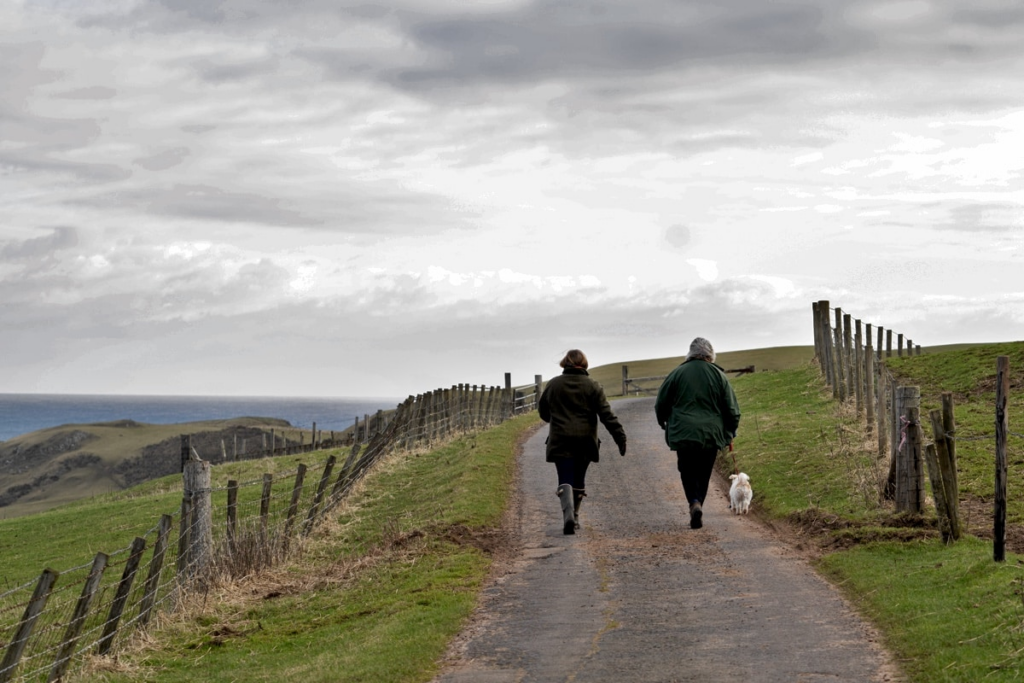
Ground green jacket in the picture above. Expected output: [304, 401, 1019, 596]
[655, 359, 741, 451]
[539, 368, 626, 462]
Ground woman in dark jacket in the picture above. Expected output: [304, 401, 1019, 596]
[539, 349, 627, 534]
[655, 337, 741, 529]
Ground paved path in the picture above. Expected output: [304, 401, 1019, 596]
[435, 397, 903, 683]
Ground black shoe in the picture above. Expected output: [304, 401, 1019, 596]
[689, 501, 703, 529]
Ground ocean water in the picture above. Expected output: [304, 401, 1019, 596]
[0, 394, 403, 443]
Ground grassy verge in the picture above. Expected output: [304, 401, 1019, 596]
[730, 343, 1024, 681]
[81, 412, 541, 683]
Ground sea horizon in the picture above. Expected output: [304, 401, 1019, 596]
[0, 393, 404, 443]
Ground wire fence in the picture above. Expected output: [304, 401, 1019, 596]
[0, 380, 541, 683]
[811, 300, 1021, 549]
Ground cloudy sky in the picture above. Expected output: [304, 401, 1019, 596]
[3, 0, 1023, 399]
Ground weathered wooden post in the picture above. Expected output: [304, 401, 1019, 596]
[283, 464, 307, 545]
[898, 333, 904, 357]
[876, 325, 883, 360]
[854, 319, 863, 415]
[817, 300, 833, 386]
[894, 387, 922, 512]
[927, 409, 961, 542]
[832, 308, 845, 400]
[138, 514, 172, 628]
[865, 345, 875, 435]
[227, 480, 239, 552]
[942, 393, 957, 492]
[0, 569, 60, 683]
[180, 434, 191, 473]
[886, 329, 893, 358]
[995, 356, 1009, 562]
[504, 373, 512, 419]
[622, 364, 630, 395]
[303, 455, 336, 536]
[98, 537, 147, 655]
[50, 554, 108, 681]
[843, 312, 854, 401]
[259, 473, 273, 540]
[181, 455, 213, 582]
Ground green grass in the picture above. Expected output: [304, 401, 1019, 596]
[728, 342, 1024, 681]
[85, 413, 541, 683]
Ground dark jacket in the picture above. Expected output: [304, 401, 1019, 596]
[539, 368, 626, 462]
[655, 359, 741, 451]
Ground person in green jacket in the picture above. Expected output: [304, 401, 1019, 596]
[655, 337, 741, 529]
[539, 349, 627, 535]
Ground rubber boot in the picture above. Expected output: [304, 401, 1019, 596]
[557, 484, 576, 535]
[689, 500, 703, 529]
[572, 488, 586, 530]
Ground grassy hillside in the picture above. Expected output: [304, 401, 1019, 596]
[589, 345, 815, 395]
[0, 417, 322, 519]
[0, 413, 541, 683]
[730, 341, 1024, 681]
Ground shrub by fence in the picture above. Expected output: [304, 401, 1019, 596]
[0, 377, 542, 683]
[812, 300, 1021, 557]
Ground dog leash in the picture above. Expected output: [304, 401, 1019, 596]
[728, 442, 739, 475]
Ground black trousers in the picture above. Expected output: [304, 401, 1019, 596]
[675, 443, 720, 505]
[554, 458, 591, 490]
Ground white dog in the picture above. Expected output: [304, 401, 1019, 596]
[729, 472, 753, 514]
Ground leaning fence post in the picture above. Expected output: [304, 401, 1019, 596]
[865, 345, 875, 435]
[49, 553, 108, 682]
[138, 515, 172, 628]
[98, 537, 147, 655]
[283, 464, 307, 548]
[995, 355, 1010, 562]
[259, 473, 273, 540]
[303, 455, 336, 536]
[928, 410, 961, 542]
[0, 568, 60, 683]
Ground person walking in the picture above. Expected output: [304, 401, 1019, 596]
[539, 349, 627, 535]
[655, 337, 741, 529]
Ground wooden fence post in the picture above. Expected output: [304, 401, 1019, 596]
[138, 514, 172, 628]
[843, 313, 854, 401]
[995, 355, 1009, 562]
[817, 300, 832, 385]
[833, 308, 846, 401]
[98, 537, 147, 655]
[259, 474, 273, 540]
[854, 319, 863, 415]
[894, 387, 922, 512]
[865, 345, 875, 435]
[886, 329, 893, 358]
[283, 464, 307, 547]
[49, 554, 108, 682]
[927, 410, 961, 542]
[0, 569, 60, 683]
[227, 480, 238, 552]
[303, 455, 336, 536]
[182, 458, 213, 581]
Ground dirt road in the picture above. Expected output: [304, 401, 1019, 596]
[435, 397, 903, 683]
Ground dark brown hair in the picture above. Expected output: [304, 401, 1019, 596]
[559, 349, 589, 369]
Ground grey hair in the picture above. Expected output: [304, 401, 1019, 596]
[685, 337, 715, 363]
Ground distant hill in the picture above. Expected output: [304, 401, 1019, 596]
[0, 417, 304, 519]
[589, 345, 817, 396]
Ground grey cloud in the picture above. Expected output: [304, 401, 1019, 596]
[0, 227, 79, 261]
[55, 86, 118, 100]
[134, 147, 192, 171]
[190, 55, 280, 83]
[76, 184, 321, 228]
[938, 203, 1023, 233]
